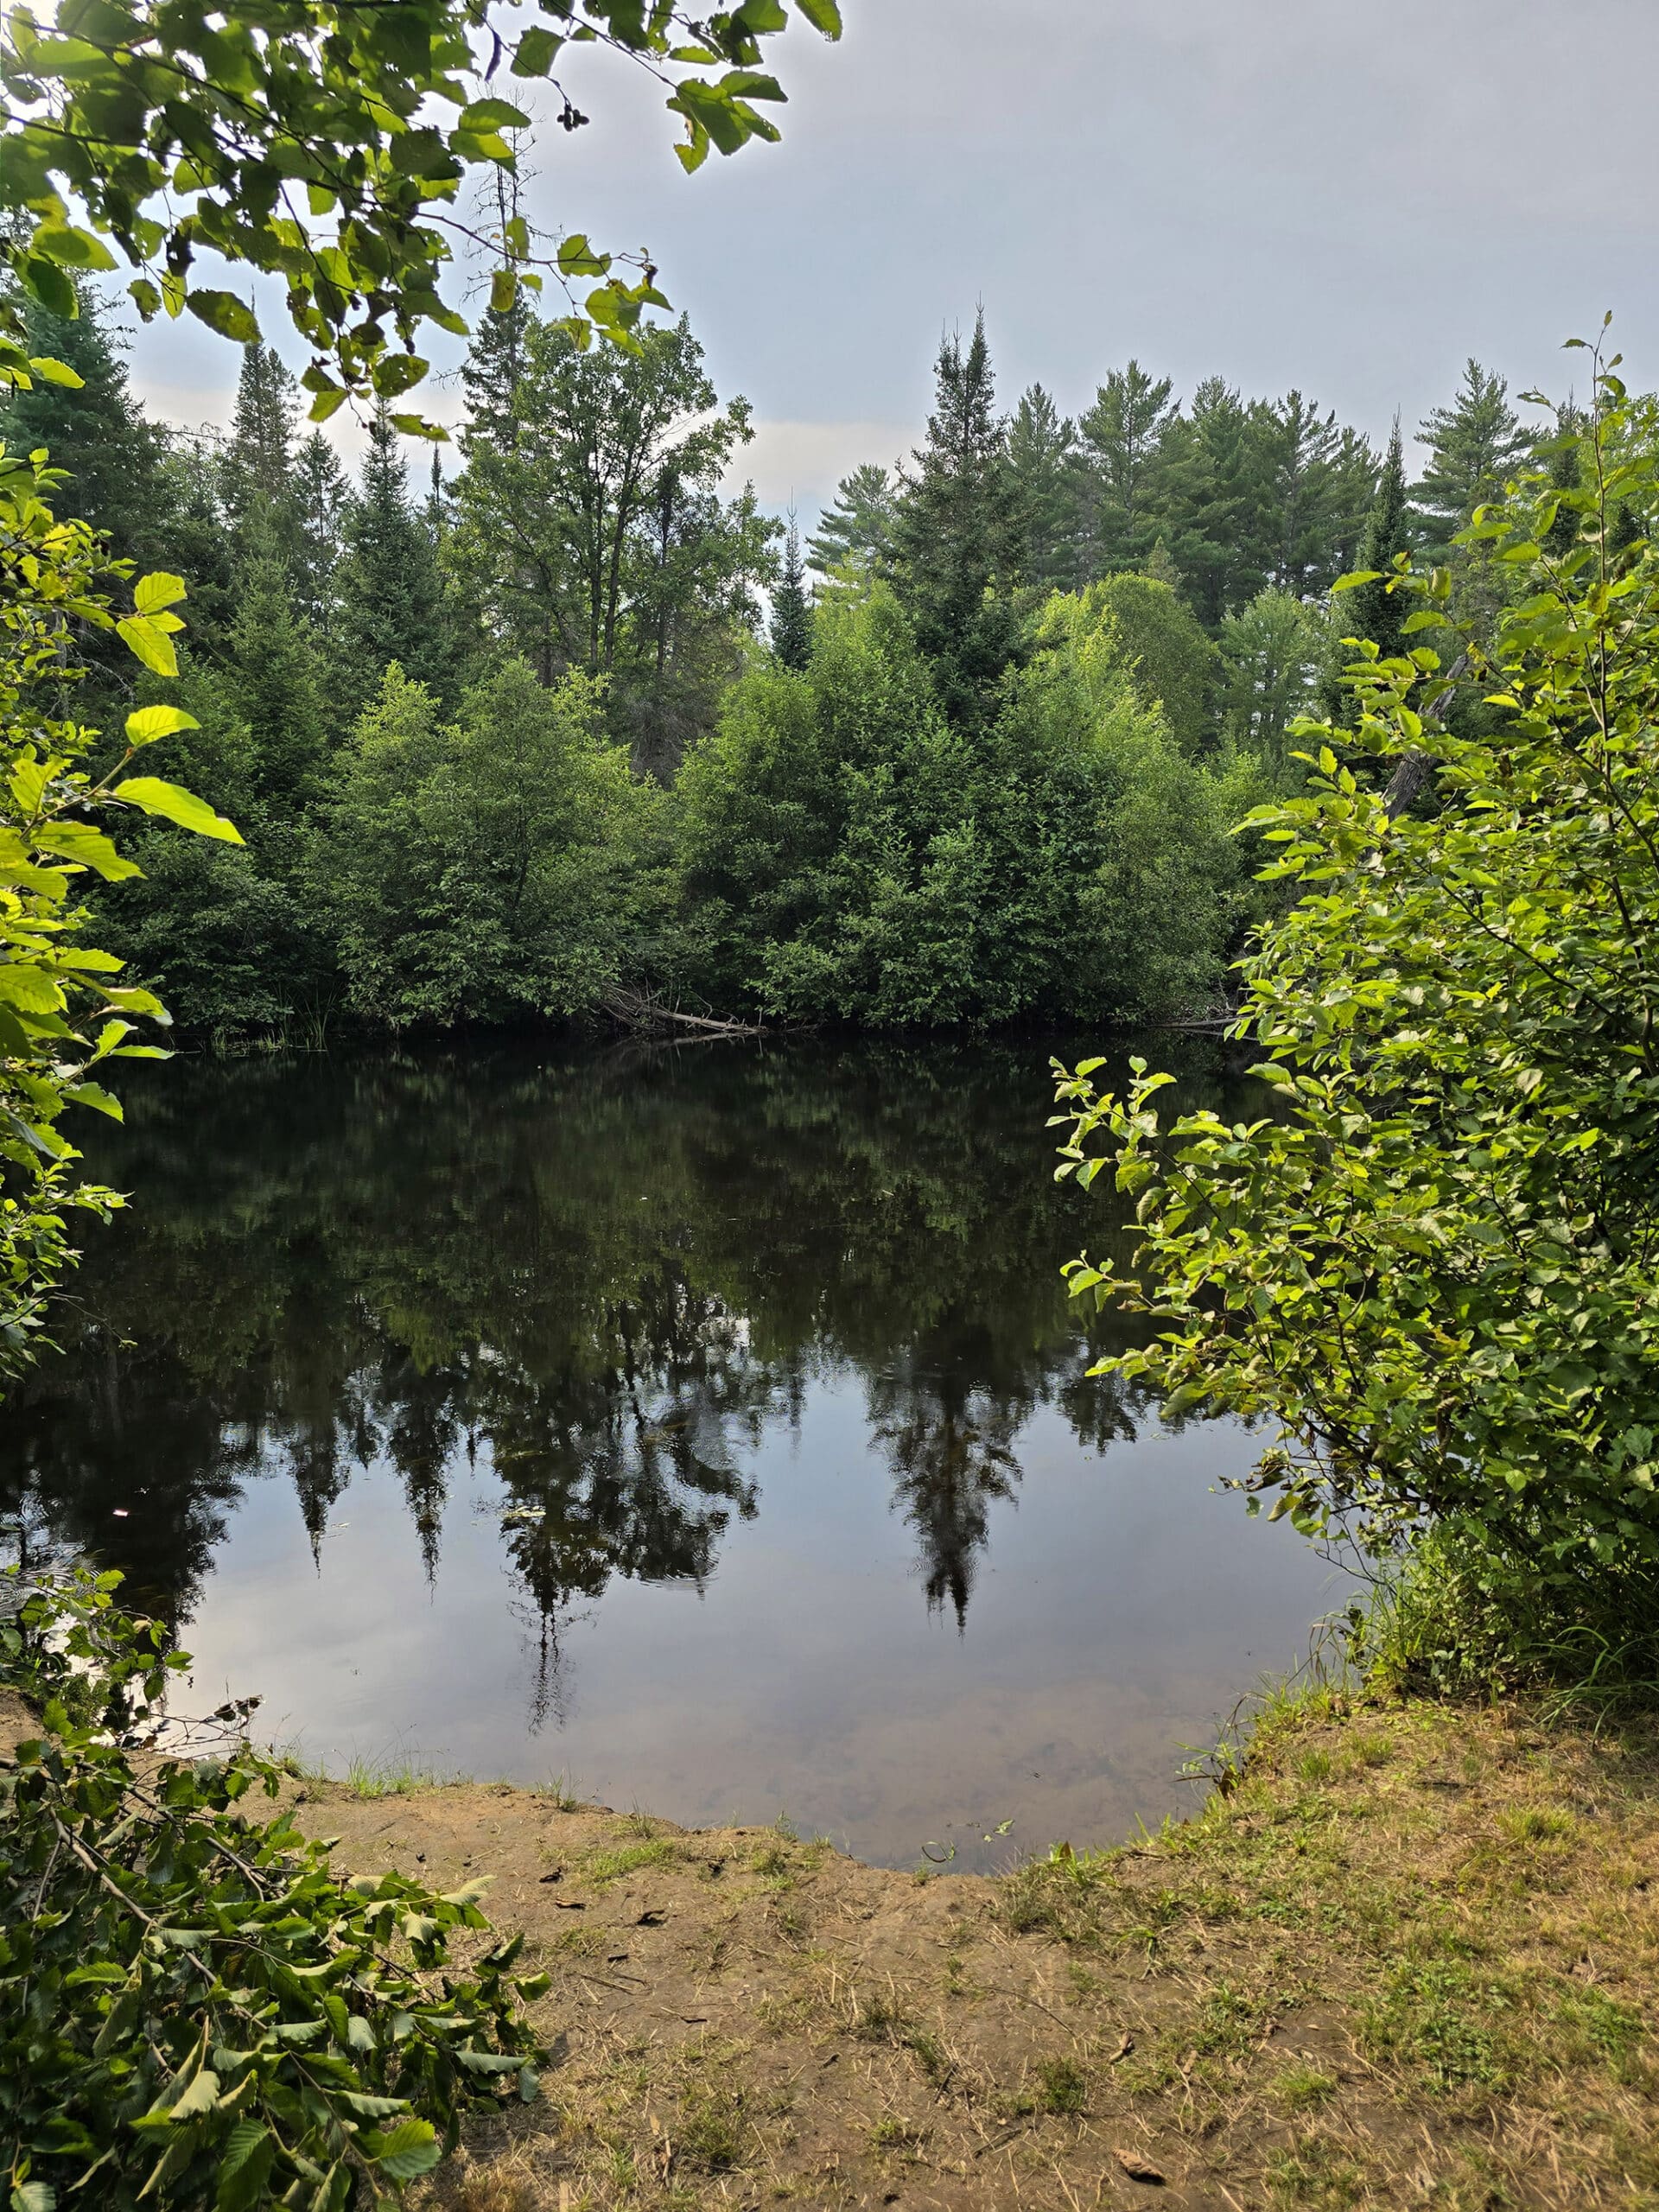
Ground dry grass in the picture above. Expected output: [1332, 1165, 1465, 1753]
[283, 1690, 1659, 2210]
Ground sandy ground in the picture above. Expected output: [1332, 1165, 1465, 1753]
[9, 1687, 1657, 2208]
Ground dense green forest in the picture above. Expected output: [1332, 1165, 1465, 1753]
[3, 286, 1570, 1039]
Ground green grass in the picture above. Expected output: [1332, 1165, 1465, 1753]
[579, 1836, 677, 1886]
[1272, 2062, 1339, 2113]
[278, 1741, 470, 1797]
[675, 2086, 747, 2172]
[1034, 2055, 1087, 2114]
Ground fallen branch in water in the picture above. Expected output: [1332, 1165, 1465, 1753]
[601, 986, 764, 1037]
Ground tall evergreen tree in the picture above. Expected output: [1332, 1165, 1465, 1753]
[218, 341, 299, 540]
[1541, 401, 1586, 562]
[225, 505, 328, 804]
[1074, 360, 1179, 575]
[1263, 391, 1378, 597]
[1325, 418, 1413, 709]
[1414, 359, 1529, 554]
[770, 511, 813, 669]
[333, 413, 454, 724]
[1007, 383, 1080, 593]
[461, 290, 535, 454]
[291, 428, 348, 634]
[154, 430, 238, 642]
[806, 462, 898, 575]
[1155, 378, 1278, 627]
[891, 313, 1022, 721]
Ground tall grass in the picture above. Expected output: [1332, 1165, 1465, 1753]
[1357, 1524, 1659, 1719]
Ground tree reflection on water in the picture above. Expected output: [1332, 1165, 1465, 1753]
[2, 1035, 1249, 1712]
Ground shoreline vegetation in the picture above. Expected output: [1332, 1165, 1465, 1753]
[8, 1632, 1657, 2210]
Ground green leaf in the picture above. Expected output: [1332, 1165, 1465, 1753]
[116, 616, 179, 677]
[31, 221, 117, 271]
[511, 24, 563, 75]
[366, 2120, 441, 2183]
[12, 2182, 55, 2212]
[370, 353, 429, 398]
[32, 823, 142, 881]
[22, 257, 79, 320]
[28, 356, 84, 388]
[720, 70, 786, 101]
[556, 234, 609, 278]
[490, 266, 517, 315]
[185, 290, 260, 344]
[133, 571, 187, 615]
[125, 704, 200, 747]
[169, 2068, 221, 2120]
[64, 1081, 123, 1120]
[793, 0, 843, 32]
[215, 2120, 274, 2212]
[113, 778, 244, 844]
[0, 965, 62, 1014]
[458, 99, 531, 133]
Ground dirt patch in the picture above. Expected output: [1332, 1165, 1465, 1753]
[0, 1689, 35, 1755]
[267, 1691, 1659, 2210]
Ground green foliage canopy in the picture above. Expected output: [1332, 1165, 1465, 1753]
[0, 0, 842, 422]
[679, 579, 1253, 1027]
[0, 448, 237, 1370]
[1056, 349, 1659, 1604]
[311, 658, 664, 1028]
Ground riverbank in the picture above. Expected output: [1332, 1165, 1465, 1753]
[269, 1685, 1659, 2211]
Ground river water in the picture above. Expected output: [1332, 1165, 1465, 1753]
[3, 1036, 1344, 1870]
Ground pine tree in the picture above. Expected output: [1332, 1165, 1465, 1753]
[291, 428, 347, 633]
[155, 431, 238, 643]
[806, 462, 898, 575]
[462, 167, 536, 455]
[1328, 425, 1383, 579]
[1, 283, 174, 568]
[1007, 383, 1081, 593]
[1541, 402, 1586, 562]
[1265, 390, 1369, 597]
[225, 505, 327, 804]
[332, 412, 454, 722]
[461, 291, 535, 454]
[1325, 419, 1412, 710]
[770, 511, 813, 669]
[1414, 359, 1529, 556]
[1075, 360, 1179, 575]
[219, 341, 299, 539]
[1142, 537, 1185, 593]
[1609, 499, 1645, 575]
[1154, 378, 1277, 627]
[891, 313, 1022, 721]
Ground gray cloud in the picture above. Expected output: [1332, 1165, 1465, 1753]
[125, 1, 1659, 518]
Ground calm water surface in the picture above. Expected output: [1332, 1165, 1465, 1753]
[3, 1038, 1342, 1870]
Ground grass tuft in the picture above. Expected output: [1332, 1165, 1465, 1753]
[1034, 2055, 1087, 2114]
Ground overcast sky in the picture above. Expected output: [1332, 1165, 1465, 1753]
[125, 0, 1659, 524]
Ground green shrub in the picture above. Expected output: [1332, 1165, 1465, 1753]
[1057, 347, 1659, 1628]
[0, 1568, 543, 2209]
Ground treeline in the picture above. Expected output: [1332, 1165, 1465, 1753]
[3, 284, 1569, 1038]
